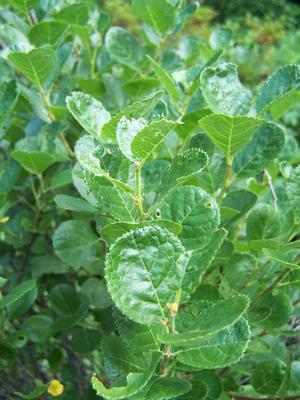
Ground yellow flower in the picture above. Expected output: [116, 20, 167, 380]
[47, 379, 64, 397]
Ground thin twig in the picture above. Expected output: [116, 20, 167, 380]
[264, 169, 278, 211]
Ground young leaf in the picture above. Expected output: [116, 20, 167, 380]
[92, 351, 161, 400]
[101, 90, 163, 139]
[131, 119, 176, 162]
[200, 62, 252, 115]
[159, 295, 249, 346]
[105, 27, 144, 70]
[233, 123, 285, 177]
[159, 186, 220, 250]
[199, 114, 263, 159]
[66, 92, 111, 138]
[177, 318, 250, 369]
[147, 55, 181, 102]
[53, 220, 99, 269]
[132, 0, 175, 35]
[116, 117, 148, 161]
[256, 64, 300, 118]
[11, 150, 54, 174]
[8, 46, 56, 85]
[105, 226, 185, 325]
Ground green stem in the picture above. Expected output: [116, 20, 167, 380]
[134, 162, 144, 220]
[218, 156, 233, 203]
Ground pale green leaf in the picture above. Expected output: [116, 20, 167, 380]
[132, 0, 175, 34]
[199, 114, 263, 158]
[0, 279, 36, 310]
[8, 46, 56, 85]
[29, 21, 68, 46]
[66, 91, 111, 138]
[200, 62, 252, 115]
[144, 377, 192, 400]
[54, 194, 97, 213]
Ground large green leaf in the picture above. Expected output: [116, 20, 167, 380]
[66, 92, 111, 138]
[132, 0, 175, 34]
[53, 220, 99, 269]
[256, 64, 300, 118]
[201, 62, 252, 115]
[156, 148, 208, 200]
[105, 27, 144, 70]
[116, 117, 148, 161]
[92, 351, 161, 400]
[159, 295, 249, 346]
[53, 2, 90, 25]
[246, 204, 280, 240]
[177, 318, 250, 369]
[147, 55, 181, 102]
[233, 123, 285, 177]
[178, 371, 222, 400]
[29, 21, 68, 46]
[54, 194, 97, 213]
[159, 186, 220, 250]
[9, 0, 36, 14]
[0, 80, 19, 123]
[105, 226, 185, 325]
[199, 114, 263, 159]
[8, 46, 56, 85]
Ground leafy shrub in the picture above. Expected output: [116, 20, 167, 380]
[0, 1, 300, 399]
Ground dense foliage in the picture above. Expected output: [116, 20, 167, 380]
[0, 1, 300, 399]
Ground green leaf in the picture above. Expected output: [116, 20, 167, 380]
[200, 62, 252, 115]
[53, 2, 90, 26]
[7, 286, 37, 319]
[51, 296, 90, 333]
[105, 226, 185, 324]
[147, 55, 181, 102]
[9, 0, 36, 14]
[70, 328, 102, 353]
[8, 46, 56, 85]
[11, 150, 54, 174]
[75, 136, 133, 194]
[233, 123, 285, 177]
[248, 292, 292, 329]
[209, 27, 234, 50]
[256, 64, 300, 117]
[222, 190, 257, 225]
[159, 295, 249, 346]
[0, 279, 36, 310]
[246, 204, 280, 240]
[92, 351, 161, 400]
[66, 91, 111, 138]
[132, 0, 175, 34]
[251, 360, 286, 395]
[131, 119, 176, 162]
[159, 186, 220, 250]
[23, 315, 53, 343]
[105, 27, 144, 70]
[199, 114, 263, 159]
[156, 148, 208, 200]
[53, 220, 99, 269]
[49, 284, 81, 317]
[82, 278, 112, 309]
[179, 371, 222, 400]
[54, 194, 97, 213]
[144, 377, 192, 400]
[102, 90, 163, 139]
[287, 165, 300, 221]
[100, 220, 181, 245]
[14, 384, 47, 399]
[182, 228, 227, 293]
[28, 21, 68, 46]
[116, 117, 148, 161]
[0, 80, 19, 123]
[177, 318, 250, 369]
